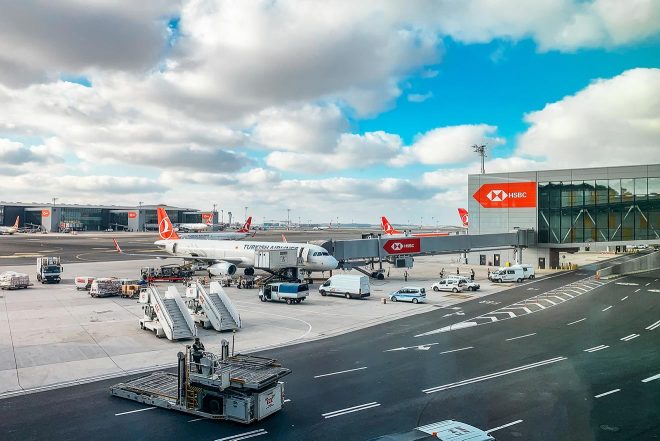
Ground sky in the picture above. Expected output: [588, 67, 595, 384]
[0, 0, 659, 226]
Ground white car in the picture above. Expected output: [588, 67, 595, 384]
[445, 276, 480, 291]
[432, 279, 465, 293]
[389, 287, 426, 304]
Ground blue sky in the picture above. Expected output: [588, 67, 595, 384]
[0, 1, 658, 224]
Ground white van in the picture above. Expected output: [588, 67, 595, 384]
[319, 274, 370, 299]
[489, 266, 525, 283]
[517, 264, 535, 279]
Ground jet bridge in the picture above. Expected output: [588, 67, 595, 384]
[186, 281, 241, 331]
[139, 285, 197, 340]
[324, 229, 535, 270]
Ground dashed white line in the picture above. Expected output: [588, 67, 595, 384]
[642, 373, 660, 383]
[567, 318, 586, 326]
[645, 282, 651, 286]
[602, 306, 613, 312]
[485, 419, 524, 434]
[115, 406, 157, 416]
[322, 402, 381, 419]
[439, 346, 473, 354]
[621, 296, 628, 301]
[594, 389, 620, 398]
[620, 334, 639, 341]
[584, 345, 609, 353]
[422, 357, 567, 394]
[506, 333, 536, 341]
[188, 418, 205, 422]
[634, 289, 641, 293]
[215, 429, 268, 441]
[645, 319, 660, 331]
[314, 366, 368, 378]
[284, 399, 291, 403]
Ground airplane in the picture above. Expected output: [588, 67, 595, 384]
[458, 208, 469, 228]
[0, 216, 20, 235]
[313, 220, 332, 231]
[114, 208, 338, 277]
[179, 217, 253, 240]
[380, 216, 450, 237]
[176, 216, 213, 232]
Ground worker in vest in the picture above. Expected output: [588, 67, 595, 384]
[192, 337, 205, 373]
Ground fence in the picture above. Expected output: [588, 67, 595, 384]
[597, 251, 660, 279]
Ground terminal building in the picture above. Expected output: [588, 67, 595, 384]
[0, 203, 214, 232]
[468, 164, 660, 269]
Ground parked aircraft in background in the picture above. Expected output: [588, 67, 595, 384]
[179, 217, 253, 240]
[114, 208, 337, 276]
[176, 216, 213, 232]
[0, 216, 19, 235]
[381, 216, 450, 237]
[458, 208, 469, 228]
[313, 221, 332, 231]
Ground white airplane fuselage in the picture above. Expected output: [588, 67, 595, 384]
[177, 223, 211, 232]
[179, 231, 250, 240]
[154, 239, 338, 271]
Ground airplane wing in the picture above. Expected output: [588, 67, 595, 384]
[112, 239, 173, 259]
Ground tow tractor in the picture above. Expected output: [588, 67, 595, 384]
[111, 344, 291, 424]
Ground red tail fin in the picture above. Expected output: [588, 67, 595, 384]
[238, 216, 252, 233]
[13, 216, 19, 229]
[281, 233, 287, 243]
[458, 208, 469, 227]
[381, 216, 401, 235]
[157, 207, 180, 240]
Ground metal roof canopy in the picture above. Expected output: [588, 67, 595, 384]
[327, 229, 535, 261]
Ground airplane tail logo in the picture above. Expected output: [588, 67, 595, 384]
[381, 216, 402, 235]
[458, 208, 469, 227]
[238, 216, 252, 233]
[157, 207, 180, 240]
[13, 216, 19, 229]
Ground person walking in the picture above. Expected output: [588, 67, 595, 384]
[456, 267, 460, 275]
[404, 270, 408, 282]
[192, 337, 205, 374]
[440, 268, 445, 278]
[470, 268, 475, 281]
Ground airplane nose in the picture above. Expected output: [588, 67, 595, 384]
[328, 256, 338, 269]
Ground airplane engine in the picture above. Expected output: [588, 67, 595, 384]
[163, 242, 178, 254]
[208, 262, 237, 277]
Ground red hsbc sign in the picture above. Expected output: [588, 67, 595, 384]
[41, 209, 50, 217]
[473, 182, 537, 208]
[383, 238, 421, 255]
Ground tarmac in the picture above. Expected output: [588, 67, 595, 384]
[0, 234, 618, 397]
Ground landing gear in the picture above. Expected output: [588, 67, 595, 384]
[244, 267, 255, 276]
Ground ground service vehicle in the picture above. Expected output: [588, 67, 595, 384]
[0, 272, 31, 290]
[389, 287, 426, 303]
[445, 275, 480, 291]
[259, 282, 309, 304]
[432, 278, 465, 292]
[141, 264, 194, 283]
[75, 276, 95, 290]
[89, 278, 122, 297]
[489, 266, 525, 283]
[36, 257, 62, 283]
[517, 264, 536, 279]
[111, 346, 291, 424]
[319, 274, 371, 299]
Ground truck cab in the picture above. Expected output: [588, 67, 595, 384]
[36, 256, 62, 284]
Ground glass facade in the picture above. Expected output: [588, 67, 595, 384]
[59, 207, 104, 231]
[538, 178, 660, 244]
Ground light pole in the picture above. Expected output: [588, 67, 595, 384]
[220, 209, 224, 225]
[431, 216, 435, 230]
[472, 144, 487, 174]
[244, 206, 248, 222]
[287, 208, 291, 230]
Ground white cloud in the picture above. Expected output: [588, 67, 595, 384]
[392, 124, 505, 166]
[517, 68, 660, 168]
[408, 92, 433, 103]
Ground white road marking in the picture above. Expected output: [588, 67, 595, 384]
[385, 343, 439, 352]
[616, 282, 639, 286]
[215, 429, 267, 441]
[485, 419, 524, 434]
[115, 406, 157, 416]
[645, 282, 651, 286]
[602, 306, 613, 312]
[594, 389, 621, 398]
[642, 373, 660, 383]
[645, 319, 660, 331]
[284, 399, 291, 403]
[490, 311, 517, 318]
[508, 306, 533, 314]
[567, 318, 586, 326]
[620, 334, 639, 341]
[621, 296, 628, 301]
[649, 289, 660, 293]
[506, 333, 536, 341]
[314, 366, 368, 378]
[635, 289, 641, 293]
[322, 402, 381, 419]
[422, 357, 567, 394]
[439, 346, 473, 354]
[188, 418, 205, 422]
[584, 345, 609, 353]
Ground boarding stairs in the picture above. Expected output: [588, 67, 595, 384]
[191, 281, 241, 331]
[151, 286, 197, 340]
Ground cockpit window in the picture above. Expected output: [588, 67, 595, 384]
[322, 252, 329, 256]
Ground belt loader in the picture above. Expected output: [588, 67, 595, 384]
[110, 345, 291, 424]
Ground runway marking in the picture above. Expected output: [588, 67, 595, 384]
[422, 357, 567, 394]
[115, 406, 157, 416]
[314, 366, 367, 378]
[634, 289, 641, 293]
[602, 306, 613, 312]
[384, 343, 439, 352]
[616, 282, 639, 286]
[620, 334, 639, 341]
[645, 282, 651, 286]
[645, 319, 660, 331]
[649, 289, 660, 293]
[215, 429, 267, 441]
[322, 402, 381, 419]
[584, 345, 609, 353]
[284, 399, 291, 402]
[485, 419, 524, 434]
[594, 389, 621, 398]
[642, 373, 660, 383]
[567, 318, 586, 326]
[439, 346, 473, 354]
[506, 333, 536, 341]
[188, 417, 205, 422]
[621, 296, 628, 301]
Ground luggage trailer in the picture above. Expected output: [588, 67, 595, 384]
[111, 347, 291, 424]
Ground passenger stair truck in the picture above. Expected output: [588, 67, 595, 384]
[111, 345, 291, 423]
[186, 281, 241, 331]
[139, 285, 197, 340]
[36, 256, 62, 284]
